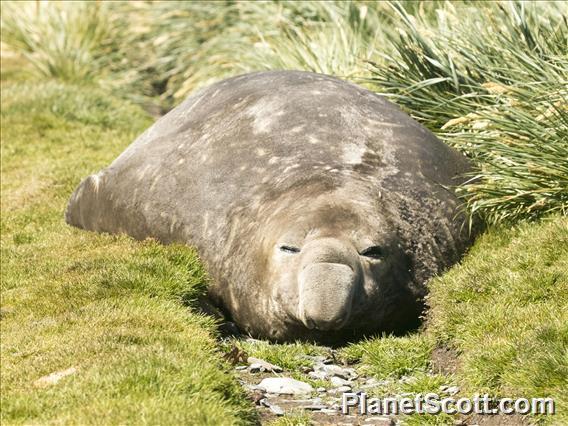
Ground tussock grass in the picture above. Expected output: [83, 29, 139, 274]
[1, 79, 254, 424]
[0, 1, 123, 83]
[109, 1, 391, 105]
[366, 1, 568, 224]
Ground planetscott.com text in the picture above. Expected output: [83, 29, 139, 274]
[342, 392, 555, 416]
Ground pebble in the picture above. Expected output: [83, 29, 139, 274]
[33, 367, 77, 388]
[247, 357, 283, 373]
[248, 363, 265, 373]
[445, 385, 460, 395]
[257, 377, 313, 395]
[269, 404, 285, 416]
[328, 385, 352, 394]
[308, 370, 327, 380]
[330, 376, 351, 387]
[316, 387, 326, 393]
[260, 398, 285, 416]
[399, 375, 417, 384]
[313, 363, 357, 380]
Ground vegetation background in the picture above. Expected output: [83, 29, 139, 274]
[1, 1, 566, 425]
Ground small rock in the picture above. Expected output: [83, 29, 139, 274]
[259, 398, 285, 416]
[330, 376, 351, 387]
[269, 404, 285, 416]
[248, 363, 265, 373]
[247, 357, 283, 373]
[328, 385, 351, 394]
[445, 385, 460, 395]
[316, 387, 327, 393]
[33, 367, 77, 387]
[278, 398, 315, 404]
[235, 365, 247, 371]
[314, 364, 357, 380]
[399, 375, 417, 384]
[308, 370, 327, 380]
[257, 377, 313, 395]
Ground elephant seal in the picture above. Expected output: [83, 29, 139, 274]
[66, 70, 475, 343]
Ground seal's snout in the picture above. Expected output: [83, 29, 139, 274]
[297, 238, 360, 331]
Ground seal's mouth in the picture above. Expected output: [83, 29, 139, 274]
[297, 262, 356, 331]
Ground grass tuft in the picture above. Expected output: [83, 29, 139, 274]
[340, 334, 434, 379]
[366, 1, 568, 224]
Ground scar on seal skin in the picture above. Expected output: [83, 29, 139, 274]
[66, 70, 477, 343]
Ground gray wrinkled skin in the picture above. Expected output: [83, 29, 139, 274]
[66, 71, 475, 343]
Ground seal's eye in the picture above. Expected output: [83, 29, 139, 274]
[279, 245, 300, 254]
[360, 246, 384, 259]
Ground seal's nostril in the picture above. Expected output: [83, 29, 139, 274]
[303, 315, 346, 331]
[302, 318, 316, 330]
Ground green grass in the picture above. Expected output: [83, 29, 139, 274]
[340, 334, 434, 379]
[229, 339, 329, 371]
[2, 2, 567, 424]
[266, 411, 312, 426]
[1, 78, 255, 425]
[427, 216, 568, 421]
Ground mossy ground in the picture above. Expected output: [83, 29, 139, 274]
[1, 72, 255, 425]
[2, 61, 566, 425]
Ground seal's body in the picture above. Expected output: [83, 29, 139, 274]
[66, 71, 474, 343]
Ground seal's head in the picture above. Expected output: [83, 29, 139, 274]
[231, 186, 422, 343]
